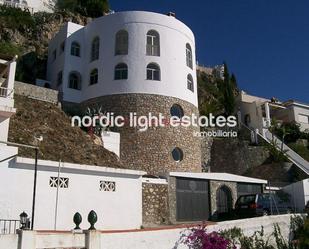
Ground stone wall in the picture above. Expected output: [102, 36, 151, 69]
[81, 93, 202, 175]
[210, 138, 269, 175]
[142, 182, 169, 226]
[168, 176, 177, 224]
[14, 81, 58, 104]
[209, 180, 237, 218]
[201, 136, 213, 171]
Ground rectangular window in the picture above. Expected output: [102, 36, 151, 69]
[298, 114, 309, 124]
[49, 177, 69, 188]
[100, 181, 116, 192]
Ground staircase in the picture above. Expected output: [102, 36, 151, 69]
[239, 122, 309, 175]
[263, 130, 309, 175]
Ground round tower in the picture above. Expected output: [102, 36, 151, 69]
[50, 11, 201, 174]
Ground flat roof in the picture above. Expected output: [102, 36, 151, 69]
[16, 157, 146, 176]
[283, 100, 309, 109]
[169, 172, 267, 184]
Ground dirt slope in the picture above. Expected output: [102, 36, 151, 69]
[8, 95, 124, 168]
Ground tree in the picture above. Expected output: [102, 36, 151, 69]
[220, 62, 236, 116]
[56, 0, 110, 17]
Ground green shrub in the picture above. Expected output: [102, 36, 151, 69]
[0, 5, 35, 32]
[0, 42, 23, 56]
[288, 143, 309, 161]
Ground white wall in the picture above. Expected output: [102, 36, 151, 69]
[101, 131, 120, 157]
[0, 214, 293, 249]
[0, 156, 145, 231]
[291, 105, 309, 131]
[100, 215, 292, 249]
[283, 179, 309, 212]
[47, 11, 198, 107]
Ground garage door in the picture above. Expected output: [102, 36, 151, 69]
[176, 177, 210, 221]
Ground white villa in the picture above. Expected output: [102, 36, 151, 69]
[238, 91, 309, 133]
[0, 0, 55, 13]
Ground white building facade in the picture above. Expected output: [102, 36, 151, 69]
[0, 0, 55, 13]
[47, 11, 197, 106]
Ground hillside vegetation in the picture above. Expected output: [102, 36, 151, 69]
[8, 95, 124, 168]
[0, 5, 90, 83]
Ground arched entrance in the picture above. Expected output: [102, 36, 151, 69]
[216, 185, 233, 214]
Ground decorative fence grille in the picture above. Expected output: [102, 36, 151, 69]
[0, 219, 20, 234]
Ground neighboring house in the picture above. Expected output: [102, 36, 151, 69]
[237, 91, 309, 133]
[0, 0, 55, 13]
[237, 91, 309, 175]
[278, 100, 309, 132]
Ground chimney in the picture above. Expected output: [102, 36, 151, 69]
[167, 12, 176, 18]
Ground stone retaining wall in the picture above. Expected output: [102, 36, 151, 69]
[210, 138, 269, 174]
[14, 81, 59, 104]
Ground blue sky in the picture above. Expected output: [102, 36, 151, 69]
[110, 0, 309, 103]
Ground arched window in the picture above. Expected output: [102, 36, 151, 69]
[186, 43, 193, 69]
[68, 72, 81, 90]
[187, 74, 194, 92]
[71, 41, 80, 57]
[89, 68, 98, 85]
[115, 30, 128, 55]
[146, 63, 160, 81]
[146, 30, 160, 56]
[91, 37, 100, 61]
[114, 63, 128, 80]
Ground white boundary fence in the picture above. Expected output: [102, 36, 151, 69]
[0, 214, 293, 249]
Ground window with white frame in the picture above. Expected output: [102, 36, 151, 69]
[114, 63, 128, 80]
[146, 30, 160, 56]
[115, 30, 129, 55]
[100, 181, 116, 192]
[186, 43, 193, 69]
[91, 37, 100, 61]
[146, 63, 160, 81]
[187, 74, 194, 92]
[49, 177, 69, 188]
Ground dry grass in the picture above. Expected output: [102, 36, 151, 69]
[8, 95, 124, 168]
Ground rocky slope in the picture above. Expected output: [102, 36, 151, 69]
[8, 95, 124, 168]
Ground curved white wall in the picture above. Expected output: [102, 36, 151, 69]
[49, 11, 198, 107]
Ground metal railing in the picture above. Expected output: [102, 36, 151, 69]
[0, 219, 20, 234]
[0, 87, 14, 99]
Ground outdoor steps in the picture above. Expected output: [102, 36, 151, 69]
[264, 130, 309, 175]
